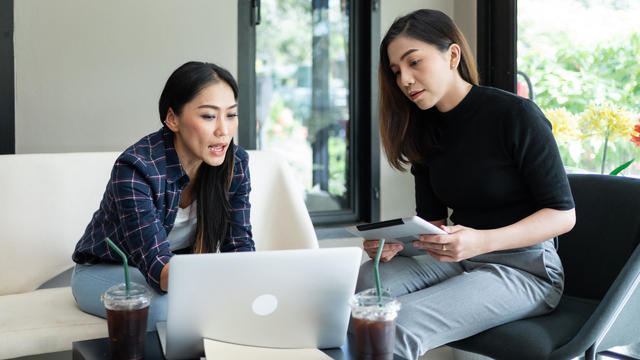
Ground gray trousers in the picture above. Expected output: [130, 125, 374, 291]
[354, 239, 564, 360]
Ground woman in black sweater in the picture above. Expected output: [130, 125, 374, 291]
[355, 9, 576, 360]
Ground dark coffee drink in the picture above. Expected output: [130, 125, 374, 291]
[103, 283, 151, 360]
[349, 288, 401, 360]
[352, 316, 396, 360]
[106, 306, 149, 360]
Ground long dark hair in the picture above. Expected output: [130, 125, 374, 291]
[158, 61, 239, 253]
[378, 9, 479, 170]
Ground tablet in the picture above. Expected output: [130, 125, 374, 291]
[345, 216, 447, 257]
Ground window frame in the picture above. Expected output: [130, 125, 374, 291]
[237, 0, 381, 225]
[476, 0, 516, 92]
[0, 0, 15, 155]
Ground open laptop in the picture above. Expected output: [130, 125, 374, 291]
[156, 247, 362, 359]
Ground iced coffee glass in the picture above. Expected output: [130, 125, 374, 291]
[350, 288, 401, 360]
[103, 282, 151, 360]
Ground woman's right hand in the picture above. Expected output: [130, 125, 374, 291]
[363, 240, 404, 262]
[160, 263, 170, 292]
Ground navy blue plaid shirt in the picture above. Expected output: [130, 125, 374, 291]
[72, 127, 254, 293]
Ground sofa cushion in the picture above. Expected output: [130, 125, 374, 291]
[0, 287, 107, 359]
[0, 152, 120, 295]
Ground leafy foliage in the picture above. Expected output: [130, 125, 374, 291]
[518, 6, 640, 176]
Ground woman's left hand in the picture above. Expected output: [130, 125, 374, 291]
[413, 225, 490, 262]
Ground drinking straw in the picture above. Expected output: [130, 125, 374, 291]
[105, 237, 130, 296]
[373, 238, 385, 307]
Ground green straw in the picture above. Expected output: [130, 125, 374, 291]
[105, 237, 130, 296]
[373, 238, 385, 307]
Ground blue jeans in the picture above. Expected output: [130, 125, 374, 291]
[70, 263, 167, 330]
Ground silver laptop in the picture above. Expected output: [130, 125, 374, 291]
[156, 247, 362, 359]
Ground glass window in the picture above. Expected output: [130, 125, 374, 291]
[518, 0, 640, 177]
[256, 0, 351, 212]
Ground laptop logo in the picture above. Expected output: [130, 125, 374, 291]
[252, 294, 278, 316]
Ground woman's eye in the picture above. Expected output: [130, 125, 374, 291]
[202, 114, 216, 120]
[227, 113, 238, 119]
[393, 70, 400, 76]
[410, 59, 420, 66]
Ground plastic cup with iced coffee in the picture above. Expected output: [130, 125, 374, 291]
[103, 282, 151, 360]
[350, 288, 401, 360]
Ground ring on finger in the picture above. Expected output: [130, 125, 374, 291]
[441, 244, 447, 251]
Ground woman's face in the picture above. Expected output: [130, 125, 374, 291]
[166, 81, 238, 169]
[387, 36, 457, 111]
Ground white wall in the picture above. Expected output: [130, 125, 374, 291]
[378, 0, 476, 220]
[14, 0, 237, 153]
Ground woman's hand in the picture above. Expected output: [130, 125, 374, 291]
[414, 225, 489, 262]
[363, 239, 404, 262]
[160, 263, 170, 292]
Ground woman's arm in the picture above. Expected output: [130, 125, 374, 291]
[415, 208, 575, 262]
[110, 156, 174, 293]
[220, 147, 255, 252]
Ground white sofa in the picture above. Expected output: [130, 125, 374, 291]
[0, 150, 318, 359]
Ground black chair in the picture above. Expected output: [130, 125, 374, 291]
[449, 174, 640, 360]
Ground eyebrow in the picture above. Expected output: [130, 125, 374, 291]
[389, 48, 419, 67]
[197, 104, 238, 110]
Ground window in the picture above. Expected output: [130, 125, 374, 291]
[238, 0, 380, 224]
[478, 0, 639, 178]
[517, 0, 640, 177]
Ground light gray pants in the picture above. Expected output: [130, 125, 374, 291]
[354, 239, 564, 360]
[71, 263, 167, 330]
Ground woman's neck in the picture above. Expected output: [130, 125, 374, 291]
[173, 136, 203, 180]
[180, 180, 196, 208]
[436, 76, 473, 113]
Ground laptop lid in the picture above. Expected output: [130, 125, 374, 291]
[161, 247, 362, 359]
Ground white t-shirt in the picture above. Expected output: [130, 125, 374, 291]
[167, 201, 197, 251]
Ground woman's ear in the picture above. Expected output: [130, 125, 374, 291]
[165, 108, 179, 132]
[449, 43, 462, 70]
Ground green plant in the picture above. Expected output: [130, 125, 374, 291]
[580, 102, 635, 174]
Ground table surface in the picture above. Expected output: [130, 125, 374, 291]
[71, 331, 404, 360]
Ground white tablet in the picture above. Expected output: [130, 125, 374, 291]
[346, 216, 447, 257]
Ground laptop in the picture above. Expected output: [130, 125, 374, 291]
[156, 247, 362, 359]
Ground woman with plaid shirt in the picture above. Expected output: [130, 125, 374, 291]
[71, 62, 255, 328]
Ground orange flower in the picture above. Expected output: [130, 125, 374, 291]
[632, 119, 640, 147]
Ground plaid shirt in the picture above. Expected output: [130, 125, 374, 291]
[72, 127, 254, 293]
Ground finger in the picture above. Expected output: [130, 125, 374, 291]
[413, 240, 450, 250]
[418, 234, 449, 243]
[426, 251, 458, 262]
[380, 251, 399, 262]
[442, 225, 464, 233]
[362, 240, 382, 250]
[365, 246, 397, 259]
[419, 234, 440, 242]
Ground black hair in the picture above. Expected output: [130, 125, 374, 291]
[158, 61, 239, 253]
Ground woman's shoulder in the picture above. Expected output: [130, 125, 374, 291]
[474, 85, 544, 123]
[115, 128, 168, 174]
[233, 144, 250, 164]
[232, 144, 250, 177]
[474, 85, 530, 108]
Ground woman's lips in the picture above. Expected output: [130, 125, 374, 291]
[409, 90, 425, 100]
[208, 144, 227, 156]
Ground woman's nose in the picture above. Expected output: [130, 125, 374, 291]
[400, 70, 414, 88]
[214, 118, 228, 136]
